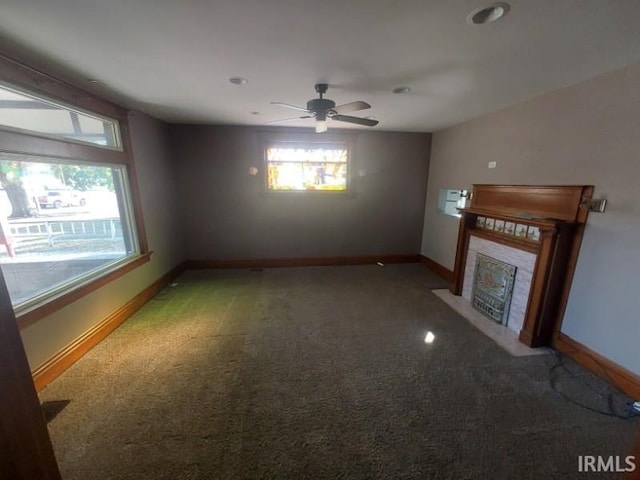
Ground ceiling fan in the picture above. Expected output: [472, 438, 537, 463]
[268, 83, 379, 133]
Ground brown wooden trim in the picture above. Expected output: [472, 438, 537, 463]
[17, 252, 153, 330]
[419, 255, 454, 282]
[576, 185, 594, 224]
[0, 53, 128, 122]
[0, 266, 62, 479]
[470, 184, 593, 222]
[450, 212, 474, 294]
[186, 254, 419, 270]
[32, 262, 186, 392]
[554, 332, 640, 400]
[121, 117, 150, 253]
[535, 224, 576, 344]
[551, 198, 592, 341]
[0, 128, 129, 165]
[519, 227, 557, 347]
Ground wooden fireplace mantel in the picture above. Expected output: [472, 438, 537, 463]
[450, 185, 594, 348]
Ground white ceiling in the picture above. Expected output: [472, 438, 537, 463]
[1, 0, 640, 132]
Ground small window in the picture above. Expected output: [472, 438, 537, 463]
[0, 83, 121, 149]
[266, 143, 349, 192]
[0, 153, 139, 310]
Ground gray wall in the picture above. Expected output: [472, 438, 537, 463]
[421, 61, 640, 375]
[170, 126, 432, 260]
[20, 111, 186, 369]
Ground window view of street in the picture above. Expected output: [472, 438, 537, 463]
[0, 154, 136, 307]
[266, 144, 348, 191]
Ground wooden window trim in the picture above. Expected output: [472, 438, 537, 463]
[17, 251, 152, 330]
[0, 129, 128, 165]
[0, 53, 150, 327]
[120, 121, 149, 253]
[0, 54, 128, 123]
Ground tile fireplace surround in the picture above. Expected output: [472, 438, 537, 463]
[450, 184, 593, 348]
[463, 236, 535, 335]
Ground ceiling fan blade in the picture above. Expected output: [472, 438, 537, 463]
[270, 101, 310, 113]
[331, 114, 378, 127]
[331, 101, 371, 114]
[264, 115, 314, 124]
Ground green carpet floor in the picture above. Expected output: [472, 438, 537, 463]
[39, 264, 639, 479]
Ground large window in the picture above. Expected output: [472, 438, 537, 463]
[266, 143, 349, 192]
[0, 69, 146, 324]
[0, 154, 139, 311]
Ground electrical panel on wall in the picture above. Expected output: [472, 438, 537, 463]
[438, 189, 469, 217]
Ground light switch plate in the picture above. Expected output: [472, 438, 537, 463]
[488, 161, 497, 169]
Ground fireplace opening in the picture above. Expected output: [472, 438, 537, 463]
[471, 253, 517, 325]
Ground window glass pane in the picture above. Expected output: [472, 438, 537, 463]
[0, 84, 120, 149]
[266, 144, 348, 191]
[0, 153, 138, 309]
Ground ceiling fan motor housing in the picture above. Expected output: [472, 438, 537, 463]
[307, 98, 336, 120]
[307, 98, 336, 112]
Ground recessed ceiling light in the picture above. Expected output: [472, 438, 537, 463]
[392, 87, 411, 94]
[229, 77, 248, 85]
[467, 3, 510, 25]
[87, 79, 101, 84]
[250, 111, 260, 115]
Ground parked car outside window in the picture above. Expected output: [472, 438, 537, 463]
[38, 189, 86, 209]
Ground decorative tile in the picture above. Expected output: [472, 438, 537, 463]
[477, 216, 486, 228]
[515, 224, 528, 238]
[471, 254, 516, 324]
[494, 219, 505, 233]
[504, 222, 515, 235]
[485, 218, 495, 230]
[527, 226, 541, 241]
[463, 236, 537, 334]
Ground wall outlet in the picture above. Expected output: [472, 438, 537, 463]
[488, 161, 497, 169]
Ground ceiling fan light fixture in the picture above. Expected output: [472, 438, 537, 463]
[315, 120, 328, 133]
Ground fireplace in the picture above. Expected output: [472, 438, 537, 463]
[471, 253, 516, 325]
[450, 184, 593, 348]
[462, 236, 536, 335]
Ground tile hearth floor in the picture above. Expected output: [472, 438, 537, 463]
[432, 289, 551, 357]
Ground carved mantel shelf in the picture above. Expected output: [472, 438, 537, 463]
[450, 185, 594, 348]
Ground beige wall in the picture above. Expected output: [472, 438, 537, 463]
[20, 111, 185, 369]
[421, 61, 640, 375]
[170, 126, 432, 260]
